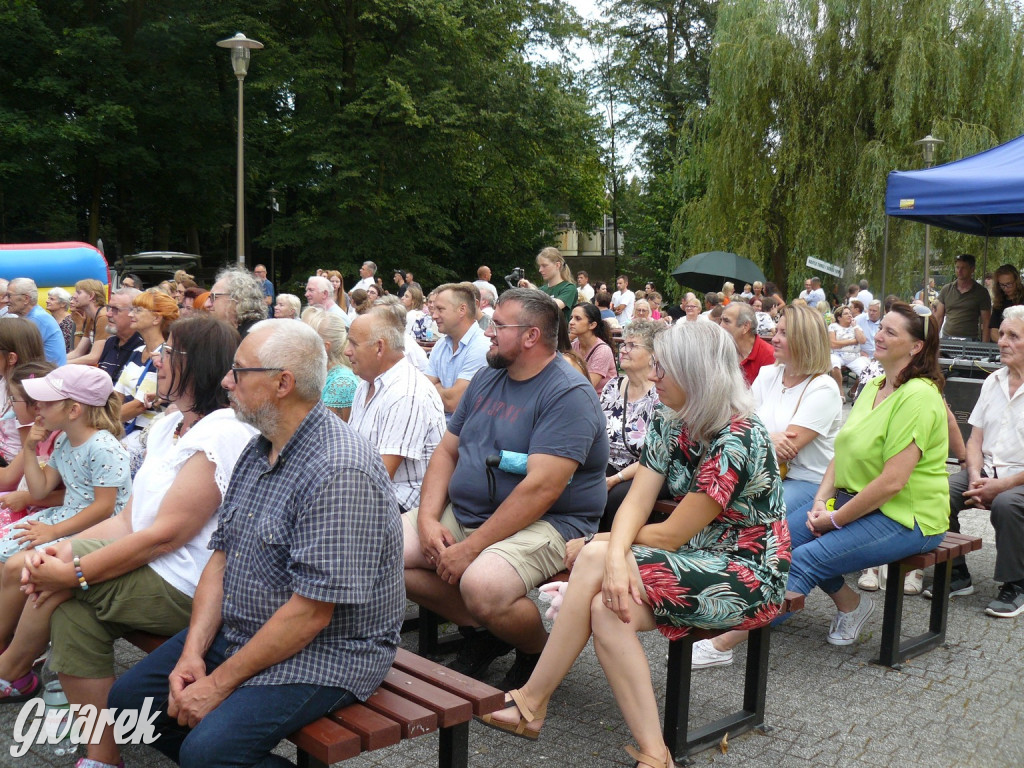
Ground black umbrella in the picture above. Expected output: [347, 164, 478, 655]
[670, 251, 767, 294]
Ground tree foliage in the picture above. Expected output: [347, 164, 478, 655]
[680, 0, 1024, 297]
[0, 0, 606, 286]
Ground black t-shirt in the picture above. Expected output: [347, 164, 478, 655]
[666, 305, 685, 322]
[97, 332, 143, 382]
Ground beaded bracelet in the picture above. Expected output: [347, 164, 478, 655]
[829, 511, 843, 530]
[72, 555, 89, 591]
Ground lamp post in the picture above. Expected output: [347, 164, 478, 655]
[914, 134, 943, 301]
[217, 32, 264, 268]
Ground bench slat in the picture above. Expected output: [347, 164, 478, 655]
[393, 648, 504, 716]
[329, 703, 401, 751]
[381, 669, 473, 727]
[289, 717, 362, 764]
[362, 688, 437, 739]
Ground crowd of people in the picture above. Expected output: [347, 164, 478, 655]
[0, 246, 1018, 768]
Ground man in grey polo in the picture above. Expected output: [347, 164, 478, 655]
[934, 253, 991, 341]
[110, 319, 403, 767]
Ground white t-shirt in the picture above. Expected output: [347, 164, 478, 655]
[751, 365, 842, 484]
[114, 347, 158, 433]
[969, 366, 1024, 478]
[612, 290, 635, 322]
[130, 408, 258, 596]
[578, 283, 595, 302]
[856, 289, 874, 306]
[353, 277, 376, 292]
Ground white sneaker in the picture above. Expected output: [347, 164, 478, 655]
[857, 568, 879, 591]
[827, 595, 874, 646]
[691, 639, 734, 668]
[903, 569, 924, 595]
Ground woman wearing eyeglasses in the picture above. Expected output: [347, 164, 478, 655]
[989, 264, 1024, 343]
[698, 303, 949, 666]
[480, 321, 790, 768]
[0, 317, 258, 768]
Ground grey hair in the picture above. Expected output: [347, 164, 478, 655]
[47, 287, 72, 306]
[250, 318, 326, 401]
[216, 267, 266, 324]
[868, 299, 882, 309]
[479, 284, 497, 305]
[730, 302, 757, 336]
[306, 275, 332, 297]
[622, 319, 664, 351]
[859, 279, 869, 290]
[654, 321, 753, 445]
[634, 299, 652, 313]
[113, 287, 141, 300]
[1002, 305, 1024, 325]
[367, 305, 406, 351]
[363, 261, 378, 275]
[495, 287, 559, 350]
[276, 293, 301, 318]
[302, 307, 351, 369]
[9, 278, 38, 297]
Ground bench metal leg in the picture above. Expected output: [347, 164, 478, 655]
[438, 721, 469, 768]
[295, 751, 328, 768]
[875, 559, 951, 668]
[417, 607, 464, 657]
[663, 627, 771, 757]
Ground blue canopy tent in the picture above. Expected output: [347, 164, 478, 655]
[885, 133, 1024, 237]
[884, 134, 1024, 297]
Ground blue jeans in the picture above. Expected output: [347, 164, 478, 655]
[108, 629, 355, 768]
[781, 478, 818, 517]
[785, 499, 945, 597]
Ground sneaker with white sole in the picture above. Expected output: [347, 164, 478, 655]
[857, 568, 879, 591]
[827, 595, 874, 646]
[691, 638, 734, 668]
[985, 583, 1024, 618]
[922, 566, 974, 599]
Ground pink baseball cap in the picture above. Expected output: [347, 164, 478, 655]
[22, 365, 114, 407]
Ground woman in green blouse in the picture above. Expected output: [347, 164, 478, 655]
[519, 247, 579, 324]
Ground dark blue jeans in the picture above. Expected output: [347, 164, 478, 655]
[785, 500, 945, 597]
[108, 629, 355, 768]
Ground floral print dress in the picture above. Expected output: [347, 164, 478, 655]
[599, 377, 660, 470]
[632, 412, 791, 640]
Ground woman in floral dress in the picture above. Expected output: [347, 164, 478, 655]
[480, 321, 790, 768]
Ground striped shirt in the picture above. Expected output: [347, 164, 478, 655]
[209, 401, 404, 699]
[350, 358, 446, 510]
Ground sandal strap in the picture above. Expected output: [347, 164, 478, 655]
[506, 688, 546, 722]
[625, 744, 669, 768]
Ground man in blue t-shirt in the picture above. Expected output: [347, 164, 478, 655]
[7, 278, 67, 365]
[404, 288, 608, 689]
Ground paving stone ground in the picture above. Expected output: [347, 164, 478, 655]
[1, 504, 1019, 768]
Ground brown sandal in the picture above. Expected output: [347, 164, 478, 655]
[625, 744, 675, 768]
[475, 688, 546, 741]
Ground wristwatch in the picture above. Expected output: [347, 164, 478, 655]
[583, 533, 595, 545]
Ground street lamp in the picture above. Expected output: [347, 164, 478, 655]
[914, 134, 943, 301]
[217, 32, 264, 267]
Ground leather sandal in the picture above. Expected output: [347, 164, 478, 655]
[625, 744, 675, 768]
[475, 688, 546, 740]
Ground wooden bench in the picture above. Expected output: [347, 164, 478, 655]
[123, 633, 503, 768]
[874, 531, 983, 668]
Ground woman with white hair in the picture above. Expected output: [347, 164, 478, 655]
[480, 321, 791, 768]
[45, 287, 75, 352]
[273, 293, 302, 320]
[302, 307, 358, 421]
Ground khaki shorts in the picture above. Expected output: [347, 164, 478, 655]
[48, 539, 194, 678]
[405, 504, 566, 591]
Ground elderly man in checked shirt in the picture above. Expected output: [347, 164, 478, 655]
[110, 319, 404, 768]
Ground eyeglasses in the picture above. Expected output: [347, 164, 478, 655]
[156, 344, 186, 358]
[106, 306, 127, 315]
[911, 303, 933, 338]
[619, 341, 648, 354]
[229, 366, 283, 383]
[128, 306, 150, 315]
[485, 318, 534, 333]
[210, 292, 232, 301]
[998, 281, 1015, 289]
[650, 356, 666, 380]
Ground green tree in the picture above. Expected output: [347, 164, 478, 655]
[681, 0, 1024, 297]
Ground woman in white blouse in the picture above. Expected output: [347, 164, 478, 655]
[751, 303, 843, 513]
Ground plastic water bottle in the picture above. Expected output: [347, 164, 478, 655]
[42, 680, 74, 755]
[425, 326, 434, 341]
